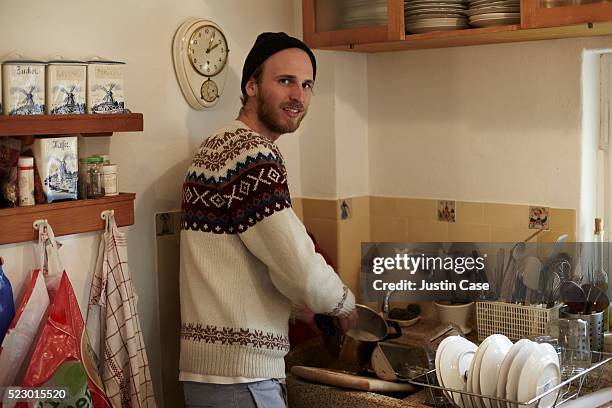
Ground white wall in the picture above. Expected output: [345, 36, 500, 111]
[367, 36, 612, 223]
[0, 0, 301, 404]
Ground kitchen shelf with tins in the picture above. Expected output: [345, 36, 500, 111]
[303, 0, 612, 52]
[0, 113, 142, 245]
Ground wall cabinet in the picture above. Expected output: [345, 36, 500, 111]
[0, 113, 142, 244]
[302, 0, 612, 52]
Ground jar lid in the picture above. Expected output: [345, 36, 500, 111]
[102, 164, 117, 173]
[100, 154, 111, 163]
[17, 156, 34, 166]
[86, 155, 104, 164]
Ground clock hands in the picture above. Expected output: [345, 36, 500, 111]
[206, 31, 216, 53]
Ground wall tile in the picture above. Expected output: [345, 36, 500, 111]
[302, 198, 338, 220]
[405, 219, 449, 242]
[370, 196, 398, 217]
[490, 226, 534, 242]
[548, 208, 576, 232]
[338, 217, 370, 301]
[395, 198, 437, 220]
[456, 201, 485, 225]
[302, 218, 339, 266]
[484, 203, 529, 228]
[370, 216, 406, 242]
[448, 223, 491, 242]
[292, 198, 304, 220]
[346, 196, 370, 218]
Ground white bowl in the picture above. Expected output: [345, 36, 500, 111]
[517, 343, 560, 408]
[435, 302, 475, 334]
[479, 334, 512, 407]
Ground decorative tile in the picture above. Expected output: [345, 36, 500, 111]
[437, 200, 456, 223]
[529, 206, 549, 230]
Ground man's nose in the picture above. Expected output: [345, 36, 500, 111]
[289, 84, 306, 103]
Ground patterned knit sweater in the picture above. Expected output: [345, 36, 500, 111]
[179, 120, 355, 380]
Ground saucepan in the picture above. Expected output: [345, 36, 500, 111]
[315, 304, 402, 366]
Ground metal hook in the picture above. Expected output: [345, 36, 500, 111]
[100, 209, 115, 220]
[33, 219, 48, 230]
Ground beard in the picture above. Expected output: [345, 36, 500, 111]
[256, 91, 307, 135]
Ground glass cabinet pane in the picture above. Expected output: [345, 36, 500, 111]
[315, 0, 389, 31]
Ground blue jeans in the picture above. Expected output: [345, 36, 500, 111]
[183, 379, 287, 408]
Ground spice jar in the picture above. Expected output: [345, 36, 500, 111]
[17, 156, 34, 206]
[86, 155, 104, 199]
[102, 163, 118, 196]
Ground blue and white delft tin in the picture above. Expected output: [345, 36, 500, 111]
[1, 59, 46, 115]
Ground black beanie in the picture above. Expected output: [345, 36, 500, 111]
[241, 32, 317, 95]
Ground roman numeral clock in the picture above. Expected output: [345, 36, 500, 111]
[173, 18, 229, 109]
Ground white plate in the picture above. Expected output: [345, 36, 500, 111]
[505, 341, 538, 402]
[406, 3, 467, 10]
[479, 335, 513, 408]
[465, 6, 519, 16]
[440, 339, 477, 408]
[407, 12, 468, 19]
[468, 335, 498, 408]
[470, 12, 520, 19]
[469, 15, 520, 26]
[436, 336, 464, 388]
[517, 343, 560, 408]
[407, 23, 469, 33]
[469, 1, 519, 8]
[496, 339, 531, 399]
[408, 17, 468, 24]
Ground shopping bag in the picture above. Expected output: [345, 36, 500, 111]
[0, 221, 63, 389]
[0, 257, 15, 345]
[86, 213, 156, 407]
[20, 223, 111, 408]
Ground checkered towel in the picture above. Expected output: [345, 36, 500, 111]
[87, 214, 156, 408]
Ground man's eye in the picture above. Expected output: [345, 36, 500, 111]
[303, 83, 313, 90]
[279, 78, 291, 85]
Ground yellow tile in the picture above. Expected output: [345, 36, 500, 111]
[455, 201, 485, 225]
[338, 218, 370, 300]
[370, 216, 406, 242]
[302, 218, 338, 265]
[548, 208, 576, 232]
[483, 203, 529, 228]
[490, 226, 533, 243]
[405, 220, 449, 242]
[370, 196, 397, 217]
[395, 198, 437, 220]
[536, 230, 576, 243]
[347, 196, 370, 218]
[292, 198, 304, 220]
[302, 198, 337, 220]
[448, 224, 491, 242]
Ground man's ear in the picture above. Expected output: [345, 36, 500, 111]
[246, 77, 258, 97]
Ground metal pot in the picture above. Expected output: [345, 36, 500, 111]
[315, 304, 402, 367]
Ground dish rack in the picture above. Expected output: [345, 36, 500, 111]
[407, 349, 611, 408]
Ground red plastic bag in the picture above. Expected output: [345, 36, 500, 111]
[20, 271, 110, 408]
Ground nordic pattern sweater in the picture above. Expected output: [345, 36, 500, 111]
[179, 120, 355, 380]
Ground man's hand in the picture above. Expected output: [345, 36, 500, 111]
[337, 308, 358, 333]
[292, 303, 318, 332]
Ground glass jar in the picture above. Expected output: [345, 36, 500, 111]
[86, 156, 104, 199]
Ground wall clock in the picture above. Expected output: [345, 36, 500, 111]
[172, 18, 229, 109]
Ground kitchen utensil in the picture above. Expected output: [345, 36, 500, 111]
[290, 366, 417, 392]
[316, 304, 402, 367]
[545, 271, 561, 307]
[593, 290, 610, 313]
[500, 242, 526, 302]
[371, 344, 397, 381]
[560, 281, 586, 314]
[495, 248, 505, 299]
[522, 256, 542, 305]
[582, 283, 603, 314]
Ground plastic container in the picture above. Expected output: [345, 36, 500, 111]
[102, 164, 118, 196]
[17, 156, 34, 206]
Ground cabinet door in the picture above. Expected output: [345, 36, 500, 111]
[522, 0, 612, 28]
[302, 0, 405, 49]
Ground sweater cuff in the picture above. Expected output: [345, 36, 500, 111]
[327, 286, 356, 318]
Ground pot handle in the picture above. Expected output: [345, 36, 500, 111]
[383, 320, 402, 340]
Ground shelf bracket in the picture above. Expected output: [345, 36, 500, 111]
[33, 219, 48, 230]
[101, 209, 115, 220]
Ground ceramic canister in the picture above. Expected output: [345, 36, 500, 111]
[46, 60, 86, 114]
[2, 60, 46, 115]
[86, 59, 125, 114]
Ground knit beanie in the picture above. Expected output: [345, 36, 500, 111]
[241, 32, 317, 95]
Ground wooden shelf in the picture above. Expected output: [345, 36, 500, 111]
[0, 113, 143, 137]
[0, 193, 135, 245]
[311, 21, 612, 52]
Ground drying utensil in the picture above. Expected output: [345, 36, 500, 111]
[560, 281, 586, 314]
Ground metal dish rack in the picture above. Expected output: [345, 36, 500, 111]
[407, 349, 611, 407]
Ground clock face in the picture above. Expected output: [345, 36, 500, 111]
[188, 25, 228, 77]
[201, 79, 219, 102]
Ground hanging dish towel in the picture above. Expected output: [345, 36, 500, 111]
[87, 214, 156, 408]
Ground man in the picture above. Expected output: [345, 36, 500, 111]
[179, 32, 358, 407]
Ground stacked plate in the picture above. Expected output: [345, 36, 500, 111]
[404, 0, 469, 34]
[338, 0, 388, 29]
[466, 0, 520, 27]
[435, 335, 561, 408]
